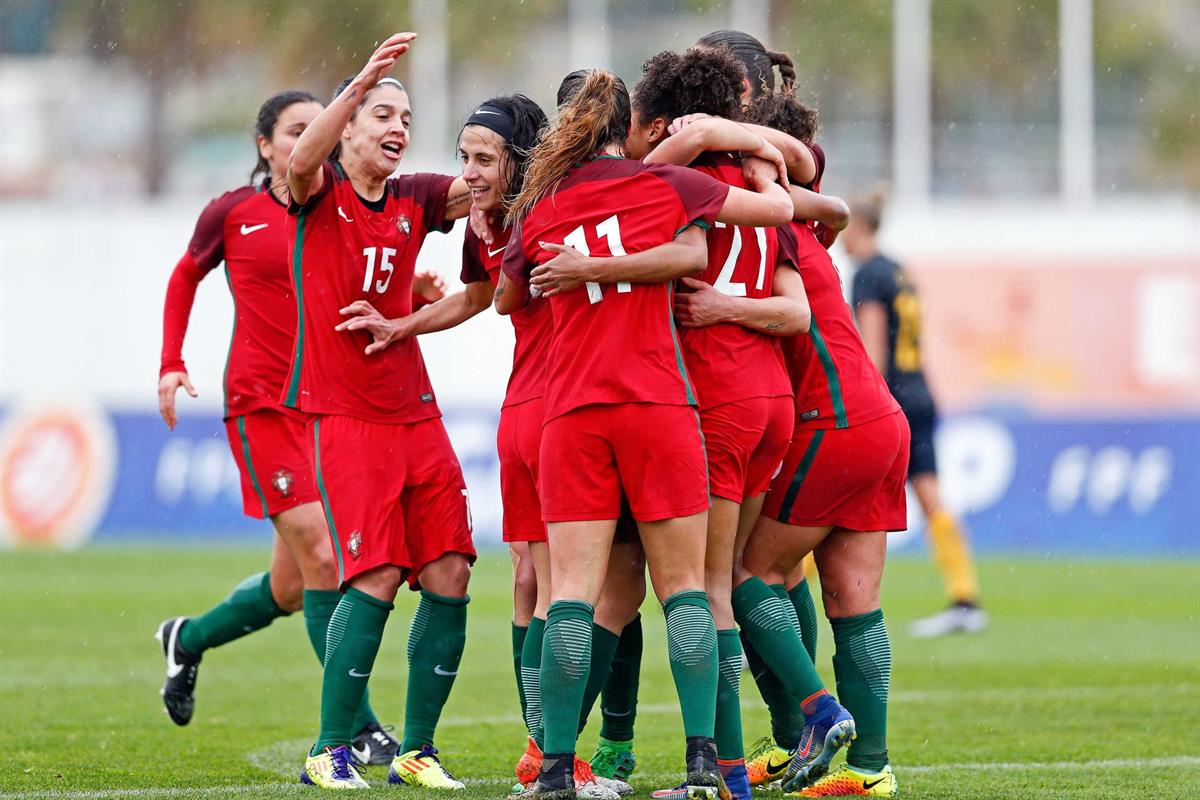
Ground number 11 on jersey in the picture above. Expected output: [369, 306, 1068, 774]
[564, 214, 632, 304]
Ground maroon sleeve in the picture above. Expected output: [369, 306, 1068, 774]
[775, 222, 801, 272]
[645, 162, 730, 227]
[288, 162, 337, 215]
[500, 218, 533, 283]
[409, 172, 457, 234]
[186, 189, 250, 272]
[459, 228, 492, 284]
[804, 142, 826, 191]
[160, 252, 208, 376]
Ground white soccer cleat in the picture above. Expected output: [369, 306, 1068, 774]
[909, 605, 989, 638]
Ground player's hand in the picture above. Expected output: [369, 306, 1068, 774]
[468, 205, 495, 245]
[742, 154, 787, 196]
[673, 277, 732, 328]
[413, 269, 447, 303]
[158, 371, 197, 431]
[349, 33, 417, 96]
[336, 300, 401, 355]
[668, 113, 712, 136]
[745, 139, 790, 190]
[530, 242, 594, 297]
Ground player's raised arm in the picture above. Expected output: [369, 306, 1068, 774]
[287, 33, 416, 205]
[530, 224, 708, 298]
[646, 116, 790, 189]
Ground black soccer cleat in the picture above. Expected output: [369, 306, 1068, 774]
[155, 617, 201, 726]
[352, 721, 402, 765]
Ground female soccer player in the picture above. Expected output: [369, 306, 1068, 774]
[696, 30, 796, 106]
[155, 88, 406, 763]
[617, 46, 813, 799]
[285, 33, 477, 790]
[730, 94, 907, 797]
[496, 68, 792, 800]
[844, 191, 987, 639]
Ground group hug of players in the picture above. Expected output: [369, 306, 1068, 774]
[156, 26, 983, 800]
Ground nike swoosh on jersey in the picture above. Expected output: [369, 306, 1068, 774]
[348, 668, 371, 678]
[165, 621, 184, 678]
[240, 223, 268, 235]
[487, 245, 507, 257]
[338, 207, 354, 223]
[433, 664, 458, 676]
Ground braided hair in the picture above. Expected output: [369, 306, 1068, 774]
[696, 30, 795, 99]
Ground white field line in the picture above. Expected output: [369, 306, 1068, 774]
[3, 756, 1197, 798]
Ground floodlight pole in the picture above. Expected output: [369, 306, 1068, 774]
[1060, 0, 1095, 206]
[893, 0, 932, 206]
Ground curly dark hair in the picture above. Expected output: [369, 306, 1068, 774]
[459, 93, 549, 204]
[632, 46, 746, 124]
[745, 91, 819, 144]
[696, 29, 796, 99]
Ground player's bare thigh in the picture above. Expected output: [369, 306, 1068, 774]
[741, 514, 832, 587]
[813, 529, 886, 617]
[272, 500, 338, 594]
[595, 540, 646, 633]
[510, 541, 537, 626]
[548, 519, 618, 605]
[705, 496, 741, 628]
[418, 552, 473, 599]
[638, 510, 708, 602]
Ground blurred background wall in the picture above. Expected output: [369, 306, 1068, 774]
[0, 0, 1196, 553]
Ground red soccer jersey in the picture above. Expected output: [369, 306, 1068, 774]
[460, 223, 551, 408]
[778, 222, 898, 430]
[502, 156, 729, 422]
[160, 183, 300, 418]
[679, 154, 791, 408]
[284, 162, 455, 422]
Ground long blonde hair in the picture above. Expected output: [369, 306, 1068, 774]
[506, 70, 631, 225]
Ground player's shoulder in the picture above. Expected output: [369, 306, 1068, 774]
[856, 254, 896, 281]
[198, 184, 260, 225]
[386, 171, 454, 199]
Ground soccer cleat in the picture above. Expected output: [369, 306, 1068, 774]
[909, 603, 988, 638]
[388, 745, 465, 789]
[301, 745, 370, 789]
[590, 737, 636, 781]
[793, 764, 897, 797]
[719, 761, 751, 800]
[155, 617, 200, 726]
[745, 736, 792, 786]
[782, 700, 856, 792]
[575, 757, 623, 799]
[510, 752, 577, 800]
[516, 736, 544, 785]
[351, 721, 400, 766]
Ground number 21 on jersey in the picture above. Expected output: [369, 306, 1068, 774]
[563, 214, 631, 304]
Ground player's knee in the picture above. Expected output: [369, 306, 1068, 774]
[421, 553, 472, 597]
[819, 574, 881, 618]
[270, 572, 305, 613]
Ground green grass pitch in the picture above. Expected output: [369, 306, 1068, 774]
[1, 548, 1197, 799]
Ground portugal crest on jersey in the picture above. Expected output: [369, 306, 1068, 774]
[348, 531, 363, 559]
[271, 469, 293, 498]
[396, 214, 411, 236]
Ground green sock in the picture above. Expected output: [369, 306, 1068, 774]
[662, 590, 718, 738]
[740, 632, 802, 748]
[400, 590, 469, 753]
[304, 590, 380, 736]
[541, 600, 595, 755]
[312, 587, 392, 753]
[599, 614, 642, 743]
[513, 623, 529, 726]
[715, 628, 744, 760]
[831, 609, 891, 772]
[522, 616, 546, 745]
[732, 578, 826, 712]
[178, 571, 288, 655]
[789, 579, 819, 663]
[578, 624, 620, 734]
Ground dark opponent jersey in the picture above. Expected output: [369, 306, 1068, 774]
[851, 253, 934, 411]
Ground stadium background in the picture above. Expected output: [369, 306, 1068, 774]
[0, 2, 1197, 798]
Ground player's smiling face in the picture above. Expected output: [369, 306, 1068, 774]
[458, 125, 511, 213]
[259, 100, 323, 183]
[343, 83, 411, 179]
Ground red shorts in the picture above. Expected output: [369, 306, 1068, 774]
[309, 414, 476, 589]
[763, 410, 910, 532]
[224, 409, 319, 519]
[540, 403, 709, 523]
[701, 396, 794, 503]
[497, 397, 547, 543]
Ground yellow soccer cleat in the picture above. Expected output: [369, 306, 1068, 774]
[301, 745, 370, 789]
[745, 736, 792, 786]
[388, 745, 466, 790]
[793, 764, 897, 797]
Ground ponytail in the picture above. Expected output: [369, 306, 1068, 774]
[768, 50, 796, 93]
[507, 69, 630, 225]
